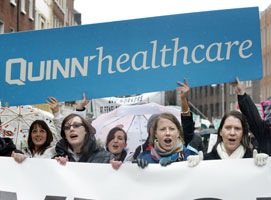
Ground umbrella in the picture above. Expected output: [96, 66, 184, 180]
[0, 105, 57, 150]
[92, 102, 181, 159]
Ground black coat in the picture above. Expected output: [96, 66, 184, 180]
[0, 137, 22, 157]
[204, 148, 253, 160]
[238, 93, 271, 155]
[55, 136, 114, 163]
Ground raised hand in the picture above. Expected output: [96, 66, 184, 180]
[177, 78, 190, 99]
[46, 97, 59, 114]
[76, 93, 91, 110]
[230, 77, 245, 95]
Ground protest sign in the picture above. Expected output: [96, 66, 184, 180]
[0, 157, 271, 200]
[0, 7, 262, 106]
[91, 91, 164, 117]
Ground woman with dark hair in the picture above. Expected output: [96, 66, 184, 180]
[203, 110, 268, 166]
[26, 120, 54, 157]
[106, 127, 127, 162]
[204, 111, 251, 160]
[12, 120, 55, 163]
[54, 114, 119, 168]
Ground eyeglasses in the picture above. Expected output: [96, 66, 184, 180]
[64, 123, 84, 131]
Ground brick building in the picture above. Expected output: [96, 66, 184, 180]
[260, 4, 271, 100]
[0, 0, 35, 33]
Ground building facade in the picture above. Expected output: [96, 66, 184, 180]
[260, 4, 271, 100]
[0, 0, 35, 33]
[35, 0, 51, 30]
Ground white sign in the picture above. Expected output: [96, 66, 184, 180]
[91, 91, 164, 117]
[0, 157, 271, 200]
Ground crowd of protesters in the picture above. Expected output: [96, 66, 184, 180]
[0, 78, 270, 170]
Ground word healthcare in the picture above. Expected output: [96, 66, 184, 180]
[5, 37, 252, 86]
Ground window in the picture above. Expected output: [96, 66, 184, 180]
[21, 0, 26, 14]
[210, 86, 214, 96]
[199, 105, 203, 113]
[204, 104, 208, 116]
[267, 24, 270, 45]
[0, 21, 4, 34]
[268, 54, 270, 75]
[199, 87, 202, 98]
[29, 0, 34, 20]
[190, 89, 193, 99]
[210, 104, 214, 116]
[10, 0, 16, 6]
[205, 86, 208, 97]
[215, 103, 219, 117]
[216, 85, 220, 95]
[40, 16, 46, 29]
[263, 56, 266, 76]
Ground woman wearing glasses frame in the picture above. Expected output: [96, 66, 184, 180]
[54, 114, 121, 169]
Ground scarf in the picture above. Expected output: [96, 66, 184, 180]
[151, 139, 184, 163]
[216, 142, 245, 159]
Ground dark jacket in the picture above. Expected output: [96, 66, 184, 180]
[204, 148, 253, 160]
[117, 150, 127, 162]
[55, 136, 114, 163]
[0, 137, 22, 157]
[238, 93, 271, 155]
[182, 114, 203, 153]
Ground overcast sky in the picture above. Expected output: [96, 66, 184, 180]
[74, 0, 271, 25]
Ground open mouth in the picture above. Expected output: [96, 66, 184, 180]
[70, 134, 78, 139]
[228, 138, 236, 142]
[164, 138, 172, 144]
[112, 144, 119, 149]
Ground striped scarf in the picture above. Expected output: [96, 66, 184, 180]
[151, 139, 184, 163]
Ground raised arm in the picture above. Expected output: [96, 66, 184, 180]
[176, 78, 194, 145]
[231, 77, 271, 155]
[46, 97, 62, 141]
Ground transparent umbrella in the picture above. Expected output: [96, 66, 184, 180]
[92, 102, 181, 159]
[0, 105, 56, 150]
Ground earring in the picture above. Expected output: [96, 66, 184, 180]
[154, 138, 158, 143]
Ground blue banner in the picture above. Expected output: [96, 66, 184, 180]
[0, 7, 262, 106]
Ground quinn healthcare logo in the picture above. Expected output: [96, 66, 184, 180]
[5, 38, 253, 86]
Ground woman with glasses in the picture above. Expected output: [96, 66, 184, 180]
[54, 114, 120, 169]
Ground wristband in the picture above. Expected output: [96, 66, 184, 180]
[181, 109, 190, 114]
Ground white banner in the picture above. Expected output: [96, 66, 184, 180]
[91, 91, 164, 117]
[1, 157, 271, 200]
